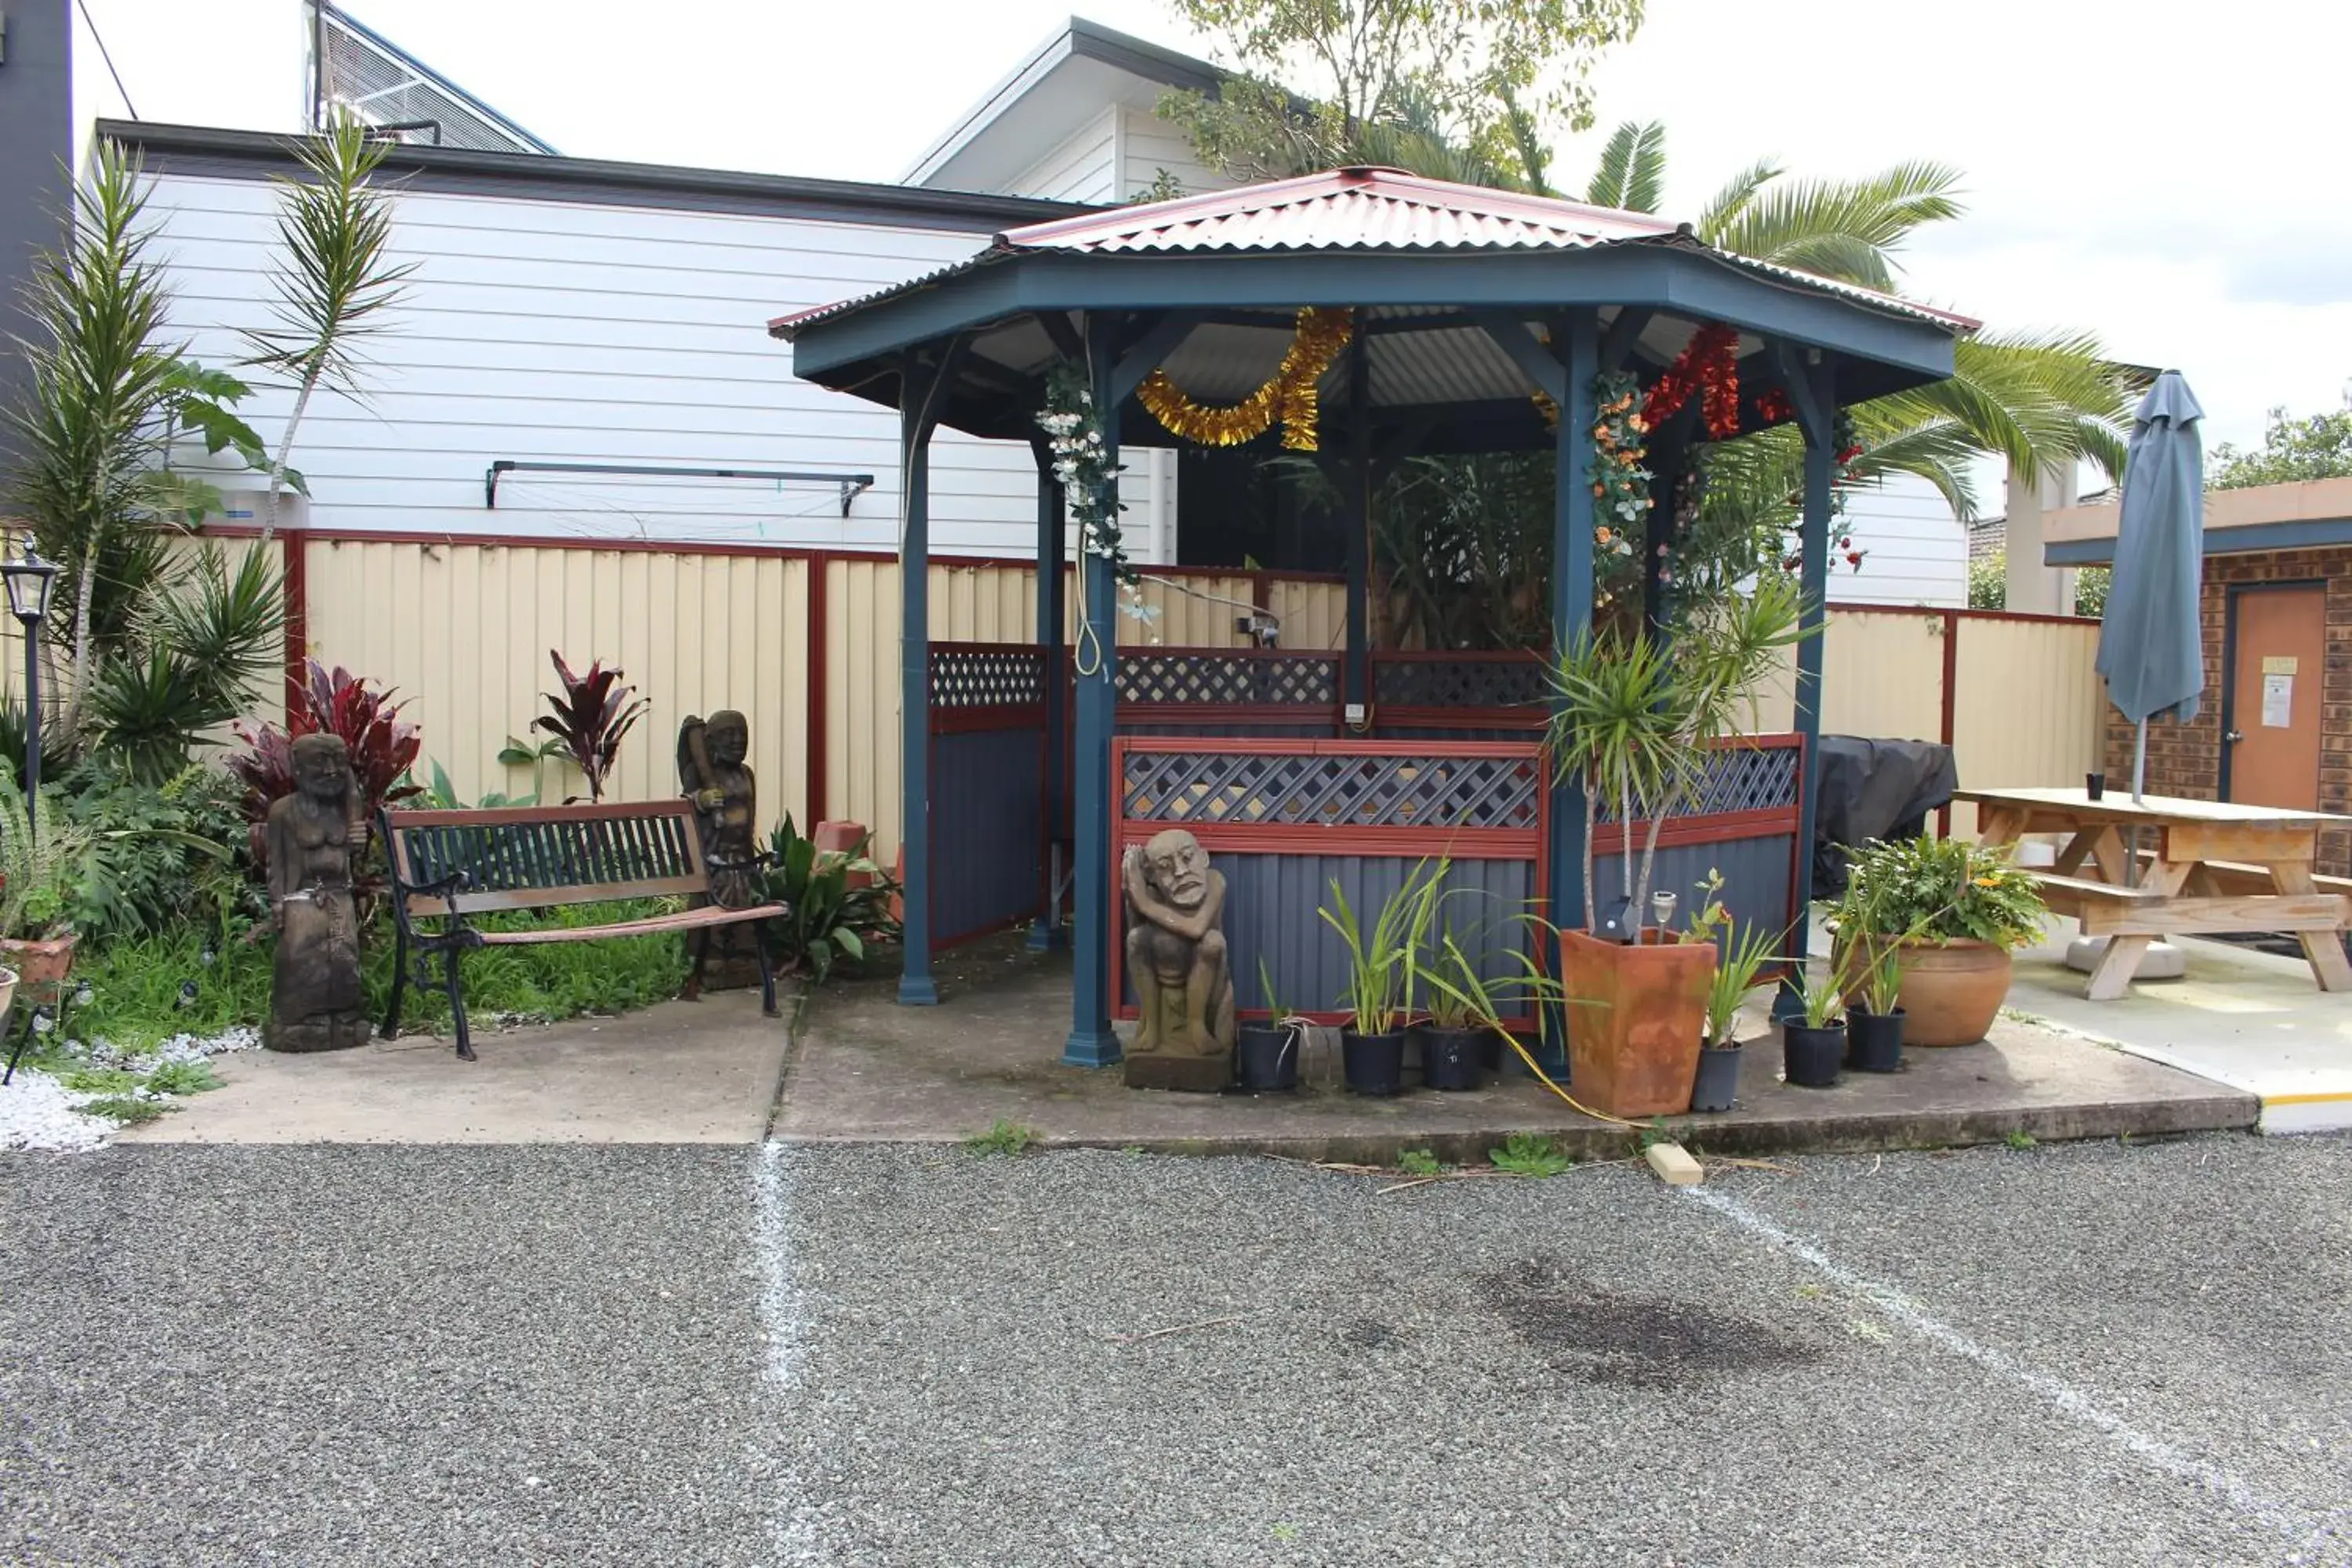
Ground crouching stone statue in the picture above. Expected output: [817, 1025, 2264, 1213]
[1121, 828, 1236, 1091]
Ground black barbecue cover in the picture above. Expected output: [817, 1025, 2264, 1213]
[1812, 736, 1958, 895]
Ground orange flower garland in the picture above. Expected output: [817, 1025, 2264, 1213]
[1136, 307, 1355, 452]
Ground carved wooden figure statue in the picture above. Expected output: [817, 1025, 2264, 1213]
[678, 710, 757, 909]
[1122, 828, 1236, 1091]
[266, 733, 371, 1053]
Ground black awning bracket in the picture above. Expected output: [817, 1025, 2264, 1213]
[484, 460, 877, 517]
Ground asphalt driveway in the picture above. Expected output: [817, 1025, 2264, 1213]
[2, 1134, 2346, 1566]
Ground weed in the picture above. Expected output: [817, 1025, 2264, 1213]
[2003, 1130, 2037, 1150]
[143, 1060, 224, 1096]
[55, 1065, 141, 1094]
[1271, 1524, 1300, 1542]
[1396, 1148, 1444, 1177]
[964, 1119, 1037, 1157]
[1634, 1120, 1674, 1153]
[1489, 1132, 1572, 1178]
[78, 1095, 172, 1125]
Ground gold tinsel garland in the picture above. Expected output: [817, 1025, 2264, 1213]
[1136, 307, 1355, 452]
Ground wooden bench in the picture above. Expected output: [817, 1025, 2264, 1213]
[380, 799, 786, 1060]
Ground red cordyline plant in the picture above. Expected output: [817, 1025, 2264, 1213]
[226, 659, 423, 868]
[532, 650, 648, 803]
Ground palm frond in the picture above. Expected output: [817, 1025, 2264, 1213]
[1584, 120, 1666, 212]
[1693, 157, 1784, 241]
[1704, 160, 1965, 289]
[1861, 329, 2132, 474]
[239, 112, 416, 393]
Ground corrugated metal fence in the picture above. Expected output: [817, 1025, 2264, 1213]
[0, 532, 2103, 863]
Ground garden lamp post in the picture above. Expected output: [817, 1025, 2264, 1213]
[2, 550, 60, 837]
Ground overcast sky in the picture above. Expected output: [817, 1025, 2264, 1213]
[69, 0, 2350, 452]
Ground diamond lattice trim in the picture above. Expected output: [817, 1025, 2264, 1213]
[1122, 750, 1539, 830]
[1117, 653, 1337, 706]
[1374, 657, 1548, 710]
[1592, 745, 1800, 821]
[931, 647, 1047, 708]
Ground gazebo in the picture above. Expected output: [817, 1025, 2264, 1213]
[773, 167, 1973, 1069]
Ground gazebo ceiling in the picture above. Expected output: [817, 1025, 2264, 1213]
[772, 166, 1978, 452]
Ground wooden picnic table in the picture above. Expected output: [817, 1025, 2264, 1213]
[1955, 786, 2352, 1001]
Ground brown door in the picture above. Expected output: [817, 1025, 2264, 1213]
[2226, 583, 2325, 810]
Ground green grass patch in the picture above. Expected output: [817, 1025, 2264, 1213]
[77, 1095, 172, 1126]
[143, 1059, 224, 1096]
[1489, 1132, 1573, 1178]
[53, 1065, 142, 1094]
[1396, 1148, 1445, 1177]
[963, 1119, 1038, 1157]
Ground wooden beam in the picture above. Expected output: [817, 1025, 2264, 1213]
[1031, 309, 1084, 364]
[1111, 312, 1201, 405]
[1601, 307, 1656, 372]
[1769, 339, 1831, 446]
[1468, 310, 1567, 403]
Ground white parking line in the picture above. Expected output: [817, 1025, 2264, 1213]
[753, 1140, 829, 1565]
[1683, 1185, 2340, 1560]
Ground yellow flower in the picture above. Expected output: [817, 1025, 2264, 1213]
[1973, 875, 2000, 887]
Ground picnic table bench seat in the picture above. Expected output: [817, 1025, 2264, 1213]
[380, 799, 784, 1059]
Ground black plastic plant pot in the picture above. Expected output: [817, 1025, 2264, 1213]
[1846, 1006, 1905, 1074]
[1418, 1026, 1485, 1091]
[1783, 1023, 1845, 1089]
[1690, 1044, 1741, 1112]
[1236, 1022, 1301, 1092]
[1341, 1028, 1406, 1097]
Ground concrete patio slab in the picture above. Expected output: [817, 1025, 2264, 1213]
[118, 990, 795, 1145]
[2002, 918, 2352, 1134]
[774, 935, 2256, 1164]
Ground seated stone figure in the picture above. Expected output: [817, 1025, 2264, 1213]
[1122, 828, 1236, 1091]
[266, 733, 371, 1054]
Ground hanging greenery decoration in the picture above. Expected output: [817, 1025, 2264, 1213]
[1136, 307, 1354, 451]
[1588, 368, 1650, 561]
[1037, 361, 1137, 584]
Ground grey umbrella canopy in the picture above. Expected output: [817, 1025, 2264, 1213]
[2095, 369, 2206, 799]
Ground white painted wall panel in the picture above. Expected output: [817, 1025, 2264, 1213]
[1119, 107, 1236, 201]
[140, 172, 1167, 561]
[1003, 107, 1120, 205]
[1827, 471, 1969, 608]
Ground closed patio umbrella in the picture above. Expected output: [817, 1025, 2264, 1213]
[2095, 369, 2206, 801]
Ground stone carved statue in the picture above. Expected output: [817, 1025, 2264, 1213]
[1122, 828, 1236, 1091]
[265, 733, 371, 1053]
[677, 711, 758, 909]
[679, 711, 762, 995]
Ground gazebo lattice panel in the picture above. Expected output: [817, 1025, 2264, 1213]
[1374, 656, 1549, 710]
[1116, 652, 1338, 707]
[1592, 744, 1802, 822]
[931, 646, 1047, 708]
[1122, 750, 1539, 831]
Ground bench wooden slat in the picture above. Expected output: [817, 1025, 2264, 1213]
[477, 901, 786, 946]
[2077, 893, 2350, 938]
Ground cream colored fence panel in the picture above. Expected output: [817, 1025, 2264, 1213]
[303, 539, 811, 830]
[827, 554, 901, 854]
[1820, 609, 1946, 742]
[1949, 615, 2103, 841]
[1267, 577, 1346, 651]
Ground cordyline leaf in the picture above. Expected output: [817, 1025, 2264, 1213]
[532, 648, 648, 801]
[228, 658, 421, 871]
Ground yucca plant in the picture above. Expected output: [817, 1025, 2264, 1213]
[241, 110, 415, 543]
[532, 651, 649, 804]
[1318, 861, 1446, 1035]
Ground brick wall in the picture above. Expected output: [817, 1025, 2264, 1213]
[2103, 546, 2352, 874]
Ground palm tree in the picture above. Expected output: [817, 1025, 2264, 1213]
[1575, 122, 2132, 520]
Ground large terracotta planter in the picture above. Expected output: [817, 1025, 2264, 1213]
[0, 934, 78, 1011]
[1559, 928, 1715, 1117]
[1875, 938, 2010, 1047]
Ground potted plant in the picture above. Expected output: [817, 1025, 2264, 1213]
[1834, 836, 2047, 1047]
[1319, 863, 1443, 1098]
[1413, 938, 1490, 1092]
[1843, 933, 1907, 1073]
[1781, 965, 1846, 1089]
[1236, 957, 1302, 1092]
[1546, 573, 1811, 1117]
[1690, 906, 1780, 1113]
[0, 764, 92, 1010]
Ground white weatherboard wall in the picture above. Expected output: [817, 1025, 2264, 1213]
[1830, 472, 1969, 608]
[140, 170, 1171, 563]
[1119, 106, 1233, 201]
[1006, 107, 1121, 204]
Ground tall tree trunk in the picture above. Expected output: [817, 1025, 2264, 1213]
[1635, 810, 1668, 932]
[260, 364, 321, 546]
[60, 536, 99, 741]
[1581, 777, 1599, 933]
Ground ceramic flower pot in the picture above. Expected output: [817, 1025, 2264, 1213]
[0, 933, 78, 1011]
[1559, 927, 1715, 1117]
[1890, 940, 2010, 1047]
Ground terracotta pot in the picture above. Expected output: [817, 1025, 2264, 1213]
[1885, 940, 2010, 1047]
[0, 966, 18, 1039]
[1559, 927, 1715, 1117]
[0, 934, 78, 1011]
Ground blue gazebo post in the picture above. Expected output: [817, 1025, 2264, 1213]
[1542, 311, 1600, 1073]
[1342, 335, 1371, 723]
[1027, 437, 1069, 952]
[895, 352, 943, 1004]
[1777, 352, 1838, 1018]
[1062, 321, 1123, 1065]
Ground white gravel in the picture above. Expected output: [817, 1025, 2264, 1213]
[0, 1025, 262, 1152]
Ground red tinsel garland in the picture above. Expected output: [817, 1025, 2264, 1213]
[1643, 322, 1743, 439]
